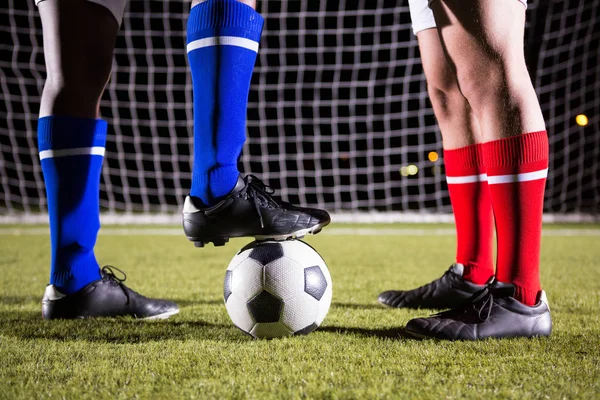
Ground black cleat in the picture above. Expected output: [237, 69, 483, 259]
[405, 280, 552, 340]
[182, 175, 331, 247]
[378, 264, 486, 309]
[42, 266, 179, 320]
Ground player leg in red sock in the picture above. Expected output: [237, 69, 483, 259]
[483, 130, 548, 305]
[406, 0, 552, 339]
[378, 21, 492, 309]
[445, 144, 494, 285]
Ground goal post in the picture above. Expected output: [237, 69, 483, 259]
[1, 0, 598, 223]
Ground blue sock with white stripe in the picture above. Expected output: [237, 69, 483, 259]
[187, 0, 264, 205]
[38, 116, 106, 294]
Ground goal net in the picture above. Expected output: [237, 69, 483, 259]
[1, 0, 598, 223]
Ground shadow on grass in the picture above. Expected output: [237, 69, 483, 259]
[0, 309, 414, 344]
[168, 298, 224, 307]
[0, 311, 247, 344]
[0, 295, 42, 305]
[0, 295, 223, 308]
[319, 325, 411, 340]
[1, 297, 386, 310]
[331, 302, 386, 310]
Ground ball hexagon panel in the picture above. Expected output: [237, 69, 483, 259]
[225, 293, 255, 333]
[248, 242, 284, 266]
[304, 265, 328, 301]
[281, 294, 319, 332]
[230, 259, 264, 301]
[263, 258, 306, 300]
[250, 322, 293, 339]
[247, 290, 283, 323]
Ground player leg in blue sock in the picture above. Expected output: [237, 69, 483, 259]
[187, 0, 263, 205]
[38, 116, 106, 295]
[37, 0, 177, 319]
[183, 0, 330, 247]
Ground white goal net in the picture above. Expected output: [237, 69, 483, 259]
[1, 0, 598, 223]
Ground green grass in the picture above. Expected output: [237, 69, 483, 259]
[1, 224, 599, 399]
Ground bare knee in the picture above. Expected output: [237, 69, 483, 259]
[427, 81, 480, 147]
[454, 57, 542, 138]
[428, 83, 455, 111]
[455, 61, 503, 107]
[41, 71, 109, 118]
[458, 61, 531, 108]
[426, 76, 467, 124]
[40, 63, 112, 118]
[456, 55, 534, 110]
[38, 0, 118, 118]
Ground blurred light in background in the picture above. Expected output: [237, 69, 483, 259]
[576, 114, 588, 126]
[400, 165, 418, 176]
[428, 151, 439, 162]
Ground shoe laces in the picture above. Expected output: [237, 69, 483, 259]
[470, 287, 496, 322]
[242, 175, 281, 228]
[435, 286, 496, 322]
[101, 265, 132, 304]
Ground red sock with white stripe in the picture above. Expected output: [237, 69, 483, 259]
[444, 144, 494, 285]
[483, 131, 549, 306]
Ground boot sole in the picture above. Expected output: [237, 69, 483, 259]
[187, 220, 330, 248]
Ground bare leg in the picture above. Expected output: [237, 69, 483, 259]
[37, 0, 118, 294]
[377, 26, 495, 308]
[431, 0, 549, 307]
[418, 28, 494, 285]
[430, 0, 545, 141]
[38, 0, 119, 118]
[417, 28, 481, 148]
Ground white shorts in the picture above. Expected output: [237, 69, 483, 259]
[408, 0, 528, 35]
[35, 0, 127, 26]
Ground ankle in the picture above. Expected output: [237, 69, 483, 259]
[461, 262, 494, 285]
[513, 285, 541, 306]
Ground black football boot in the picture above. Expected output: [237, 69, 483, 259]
[182, 174, 331, 247]
[42, 266, 179, 320]
[405, 279, 552, 340]
[378, 264, 486, 309]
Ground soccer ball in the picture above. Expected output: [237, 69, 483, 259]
[223, 240, 332, 339]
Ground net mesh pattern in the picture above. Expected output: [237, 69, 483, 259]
[1, 0, 598, 217]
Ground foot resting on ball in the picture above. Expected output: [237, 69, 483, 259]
[405, 279, 552, 340]
[183, 174, 331, 247]
[42, 266, 179, 320]
[377, 264, 486, 309]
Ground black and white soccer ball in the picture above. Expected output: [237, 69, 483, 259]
[223, 240, 332, 339]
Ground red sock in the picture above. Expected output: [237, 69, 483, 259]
[483, 131, 548, 306]
[444, 144, 494, 285]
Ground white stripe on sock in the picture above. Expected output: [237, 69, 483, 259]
[487, 168, 548, 184]
[39, 147, 105, 160]
[446, 173, 488, 184]
[187, 36, 259, 53]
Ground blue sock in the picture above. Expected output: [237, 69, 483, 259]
[187, 0, 264, 205]
[38, 116, 106, 294]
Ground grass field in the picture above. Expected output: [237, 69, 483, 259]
[1, 224, 599, 399]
